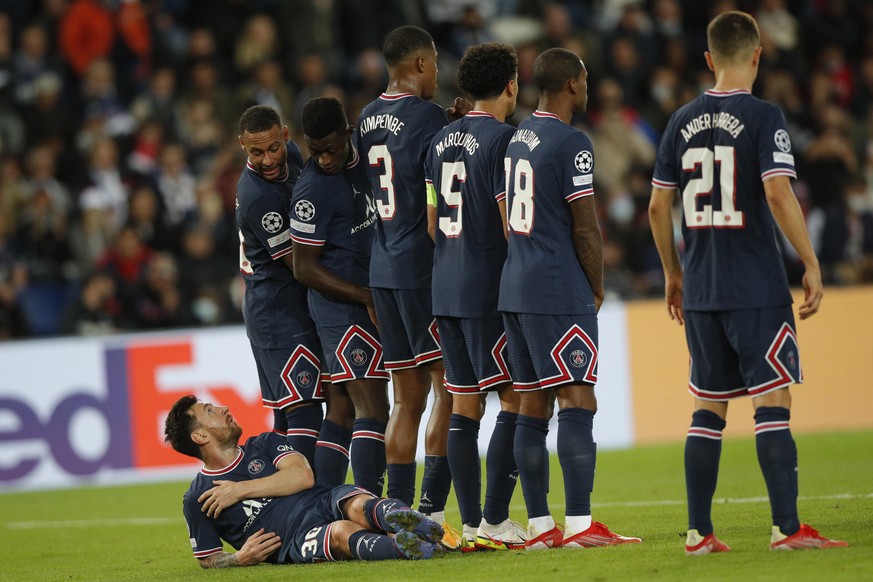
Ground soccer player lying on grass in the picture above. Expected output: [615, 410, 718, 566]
[163, 395, 444, 568]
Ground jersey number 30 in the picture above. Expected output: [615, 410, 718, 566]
[681, 146, 744, 228]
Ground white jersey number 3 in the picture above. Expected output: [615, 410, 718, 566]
[368, 145, 396, 220]
[681, 146, 744, 228]
[505, 158, 534, 234]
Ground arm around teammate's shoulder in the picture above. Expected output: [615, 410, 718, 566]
[764, 176, 823, 319]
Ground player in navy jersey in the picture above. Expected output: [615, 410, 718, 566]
[164, 395, 443, 568]
[290, 97, 391, 496]
[424, 42, 525, 551]
[357, 25, 470, 547]
[500, 48, 641, 550]
[649, 11, 846, 555]
[236, 105, 352, 485]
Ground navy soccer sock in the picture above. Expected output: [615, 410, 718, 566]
[557, 408, 596, 517]
[272, 408, 287, 433]
[685, 409, 726, 536]
[513, 414, 551, 519]
[386, 463, 417, 507]
[483, 411, 518, 525]
[362, 497, 408, 531]
[447, 413, 482, 527]
[314, 419, 351, 487]
[755, 406, 800, 536]
[419, 455, 451, 515]
[284, 403, 323, 466]
[351, 418, 387, 496]
[348, 529, 401, 560]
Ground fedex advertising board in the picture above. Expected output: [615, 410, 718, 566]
[1, 307, 634, 492]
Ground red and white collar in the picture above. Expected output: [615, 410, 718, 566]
[704, 89, 751, 97]
[201, 447, 244, 476]
[532, 110, 561, 120]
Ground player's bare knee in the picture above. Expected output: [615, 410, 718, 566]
[452, 393, 485, 420]
[556, 383, 597, 413]
[694, 398, 728, 419]
[328, 520, 360, 560]
[752, 387, 791, 410]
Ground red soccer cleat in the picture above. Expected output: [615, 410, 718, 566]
[770, 524, 848, 551]
[563, 522, 642, 548]
[685, 530, 731, 556]
[525, 523, 564, 550]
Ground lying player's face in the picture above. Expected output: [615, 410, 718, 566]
[192, 402, 243, 446]
[305, 128, 351, 176]
[574, 62, 589, 113]
[240, 124, 290, 181]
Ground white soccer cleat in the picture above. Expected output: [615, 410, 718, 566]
[475, 518, 528, 551]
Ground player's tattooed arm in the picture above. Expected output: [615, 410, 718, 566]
[198, 528, 282, 568]
[569, 196, 604, 311]
[199, 552, 239, 569]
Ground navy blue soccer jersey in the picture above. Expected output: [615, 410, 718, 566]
[425, 111, 514, 318]
[357, 93, 449, 289]
[236, 142, 313, 347]
[498, 111, 598, 315]
[183, 432, 317, 562]
[288, 144, 379, 326]
[652, 89, 796, 311]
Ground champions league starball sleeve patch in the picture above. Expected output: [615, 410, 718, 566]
[574, 150, 593, 173]
[261, 211, 284, 233]
[294, 200, 316, 221]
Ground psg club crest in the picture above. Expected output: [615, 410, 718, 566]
[248, 459, 265, 474]
[295, 200, 316, 221]
[569, 349, 587, 368]
[774, 129, 791, 153]
[297, 370, 313, 387]
[261, 211, 283, 233]
[574, 150, 593, 173]
[787, 350, 797, 369]
[351, 348, 368, 366]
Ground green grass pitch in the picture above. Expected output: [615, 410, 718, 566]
[2, 430, 870, 581]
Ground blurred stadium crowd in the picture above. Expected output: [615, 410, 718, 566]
[1, 0, 872, 340]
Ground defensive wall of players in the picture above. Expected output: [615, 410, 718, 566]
[1, 286, 869, 492]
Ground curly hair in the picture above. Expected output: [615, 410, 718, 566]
[383, 25, 433, 67]
[301, 97, 348, 140]
[532, 48, 584, 94]
[457, 42, 518, 100]
[239, 104, 281, 135]
[163, 394, 202, 460]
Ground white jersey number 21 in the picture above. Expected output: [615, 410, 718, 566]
[681, 146, 744, 228]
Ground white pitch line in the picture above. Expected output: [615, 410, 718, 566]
[507, 492, 873, 511]
[5, 493, 870, 530]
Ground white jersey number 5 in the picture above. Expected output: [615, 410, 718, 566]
[438, 161, 466, 238]
[681, 146, 744, 228]
[368, 144, 396, 220]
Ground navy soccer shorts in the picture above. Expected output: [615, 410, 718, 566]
[286, 484, 375, 563]
[502, 312, 598, 391]
[316, 315, 390, 384]
[437, 316, 511, 394]
[371, 287, 442, 370]
[684, 305, 803, 401]
[251, 330, 326, 409]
